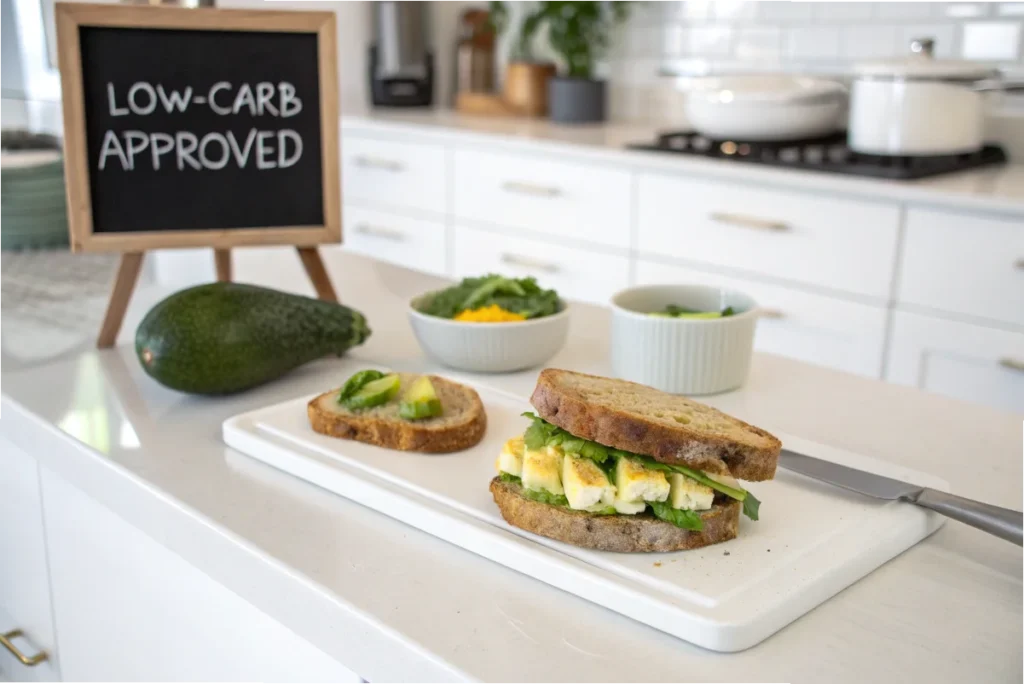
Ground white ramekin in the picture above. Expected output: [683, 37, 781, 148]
[408, 297, 570, 373]
[610, 284, 758, 395]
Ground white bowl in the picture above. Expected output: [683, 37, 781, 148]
[610, 284, 759, 395]
[407, 297, 570, 373]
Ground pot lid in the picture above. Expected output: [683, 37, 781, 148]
[688, 75, 846, 105]
[855, 38, 996, 80]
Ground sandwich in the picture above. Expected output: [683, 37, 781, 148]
[490, 369, 781, 552]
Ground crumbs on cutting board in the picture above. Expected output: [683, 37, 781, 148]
[653, 561, 662, 567]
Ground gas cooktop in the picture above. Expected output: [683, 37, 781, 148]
[627, 131, 1007, 180]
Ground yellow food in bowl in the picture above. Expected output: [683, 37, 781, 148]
[453, 304, 526, 323]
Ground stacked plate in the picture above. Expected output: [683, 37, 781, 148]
[1, 133, 69, 251]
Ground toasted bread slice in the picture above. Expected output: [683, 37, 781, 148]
[490, 477, 740, 552]
[530, 369, 780, 481]
[308, 373, 486, 453]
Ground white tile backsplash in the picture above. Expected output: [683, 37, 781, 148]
[714, 0, 759, 20]
[735, 27, 783, 58]
[961, 21, 1022, 59]
[605, 0, 1024, 125]
[814, 2, 875, 21]
[874, 2, 936, 19]
[677, 26, 734, 55]
[758, 1, 816, 21]
[786, 25, 842, 59]
[842, 25, 899, 59]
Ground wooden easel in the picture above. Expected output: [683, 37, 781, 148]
[96, 246, 338, 348]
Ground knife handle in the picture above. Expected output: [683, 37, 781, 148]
[910, 489, 1023, 546]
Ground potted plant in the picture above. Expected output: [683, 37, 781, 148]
[489, 1, 556, 117]
[533, 1, 632, 123]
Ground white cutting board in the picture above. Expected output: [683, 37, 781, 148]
[222, 380, 946, 652]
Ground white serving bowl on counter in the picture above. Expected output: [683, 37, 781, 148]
[407, 297, 570, 373]
[610, 284, 759, 395]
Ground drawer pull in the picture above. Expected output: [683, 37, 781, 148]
[500, 253, 560, 273]
[758, 308, 785, 319]
[354, 156, 404, 172]
[501, 181, 562, 198]
[710, 211, 789, 232]
[354, 224, 405, 242]
[999, 358, 1024, 373]
[1015, 258, 1024, 271]
[0, 629, 47, 667]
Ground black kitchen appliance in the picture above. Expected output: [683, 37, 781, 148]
[628, 131, 1007, 181]
[369, 1, 433, 107]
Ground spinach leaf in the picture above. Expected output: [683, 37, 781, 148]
[647, 501, 705, 531]
[416, 275, 561, 319]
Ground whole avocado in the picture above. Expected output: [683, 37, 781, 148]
[135, 282, 371, 395]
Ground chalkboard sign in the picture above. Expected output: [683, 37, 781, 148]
[56, 3, 339, 252]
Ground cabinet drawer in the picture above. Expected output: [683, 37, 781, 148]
[898, 208, 1024, 328]
[886, 311, 1024, 414]
[454, 225, 629, 305]
[453, 149, 631, 249]
[637, 259, 888, 378]
[636, 173, 900, 299]
[0, 438, 57, 681]
[342, 136, 446, 214]
[343, 205, 447, 276]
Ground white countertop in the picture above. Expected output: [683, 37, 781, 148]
[1, 252, 1021, 682]
[341, 108, 1024, 216]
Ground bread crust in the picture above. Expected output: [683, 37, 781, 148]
[490, 477, 740, 553]
[530, 369, 780, 481]
[308, 376, 487, 453]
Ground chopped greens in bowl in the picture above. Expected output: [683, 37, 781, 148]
[414, 274, 563, 321]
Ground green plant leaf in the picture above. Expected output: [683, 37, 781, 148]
[647, 501, 705, 531]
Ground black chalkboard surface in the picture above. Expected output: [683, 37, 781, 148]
[57, 4, 339, 252]
[81, 27, 323, 233]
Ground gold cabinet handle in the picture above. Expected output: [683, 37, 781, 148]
[501, 180, 562, 198]
[354, 223, 405, 242]
[353, 156, 404, 172]
[500, 253, 560, 273]
[710, 211, 789, 232]
[758, 308, 785, 319]
[0, 630, 48, 667]
[999, 357, 1024, 373]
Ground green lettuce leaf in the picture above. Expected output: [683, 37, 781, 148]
[521, 487, 569, 507]
[498, 472, 521, 484]
[647, 501, 704, 531]
[743, 491, 761, 521]
[416, 275, 561, 319]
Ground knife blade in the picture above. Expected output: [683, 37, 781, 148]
[779, 449, 923, 500]
[779, 448, 1023, 546]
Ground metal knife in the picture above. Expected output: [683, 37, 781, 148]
[780, 450, 1023, 546]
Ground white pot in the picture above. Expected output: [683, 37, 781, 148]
[684, 76, 846, 142]
[848, 38, 996, 156]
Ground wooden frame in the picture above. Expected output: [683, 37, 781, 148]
[55, 2, 340, 253]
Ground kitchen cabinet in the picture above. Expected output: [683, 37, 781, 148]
[453, 148, 632, 249]
[37, 465, 359, 682]
[454, 224, 630, 305]
[636, 260, 889, 378]
[886, 310, 1024, 414]
[636, 172, 901, 300]
[0, 439, 59, 682]
[898, 208, 1024, 328]
[342, 136, 447, 216]
[342, 205, 448, 276]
